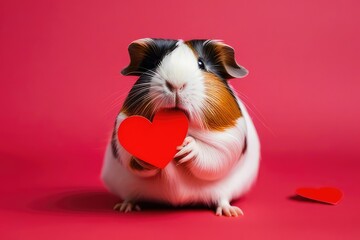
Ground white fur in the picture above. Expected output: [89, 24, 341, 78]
[149, 42, 207, 129]
[101, 97, 260, 206]
[101, 42, 260, 210]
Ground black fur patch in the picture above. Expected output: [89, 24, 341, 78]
[121, 39, 180, 119]
[121, 73, 155, 119]
[242, 137, 247, 154]
[186, 40, 231, 80]
[187, 40, 242, 113]
[122, 38, 179, 76]
[138, 39, 179, 73]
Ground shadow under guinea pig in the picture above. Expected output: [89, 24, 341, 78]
[27, 188, 213, 215]
[27, 188, 120, 214]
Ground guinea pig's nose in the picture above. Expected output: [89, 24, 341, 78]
[179, 83, 186, 91]
[165, 81, 186, 92]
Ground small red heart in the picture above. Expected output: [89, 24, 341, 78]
[296, 187, 343, 205]
[118, 109, 189, 169]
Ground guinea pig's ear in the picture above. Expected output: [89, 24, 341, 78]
[206, 40, 249, 79]
[219, 43, 249, 79]
[121, 38, 178, 76]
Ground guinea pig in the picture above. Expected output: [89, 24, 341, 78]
[101, 38, 260, 217]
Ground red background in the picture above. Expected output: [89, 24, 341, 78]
[1, 0, 359, 239]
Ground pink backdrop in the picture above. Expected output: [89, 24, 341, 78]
[1, 0, 359, 239]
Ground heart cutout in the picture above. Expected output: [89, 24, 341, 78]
[118, 109, 189, 169]
[295, 187, 343, 205]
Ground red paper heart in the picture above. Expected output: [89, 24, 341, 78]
[296, 187, 343, 205]
[118, 109, 188, 169]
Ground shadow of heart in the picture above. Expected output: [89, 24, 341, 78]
[287, 195, 334, 205]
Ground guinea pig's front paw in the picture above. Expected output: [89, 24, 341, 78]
[129, 157, 160, 177]
[113, 201, 141, 213]
[215, 200, 244, 217]
[174, 136, 199, 164]
[130, 157, 157, 171]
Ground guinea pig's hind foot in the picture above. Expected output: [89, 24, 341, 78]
[215, 200, 243, 217]
[113, 201, 141, 213]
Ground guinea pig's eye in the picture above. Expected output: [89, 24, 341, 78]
[197, 58, 205, 70]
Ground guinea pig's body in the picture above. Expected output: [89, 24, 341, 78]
[101, 39, 260, 216]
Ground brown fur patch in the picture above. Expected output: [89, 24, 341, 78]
[121, 39, 151, 76]
[184, 40, 246, 79]
[111, 124, 119, 158]
[202, 72, 242, 131]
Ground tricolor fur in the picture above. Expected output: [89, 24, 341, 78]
[102, 38, 260, 216]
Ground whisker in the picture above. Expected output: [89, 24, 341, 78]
[231, 88, 275, 135]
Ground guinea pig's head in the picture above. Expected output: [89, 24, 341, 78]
[121, 38, 248, 131]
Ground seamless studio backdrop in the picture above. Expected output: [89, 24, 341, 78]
[0, 0, 359, 239]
